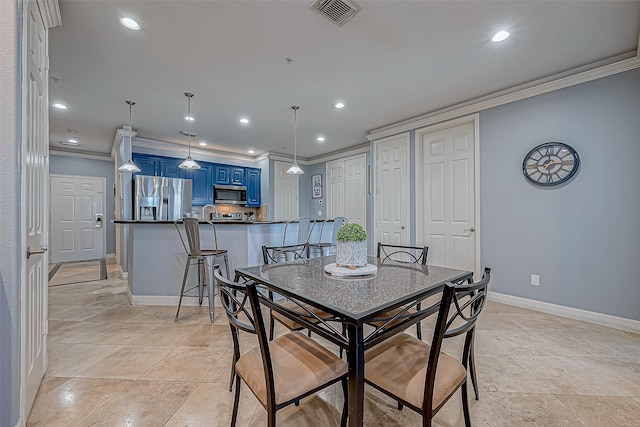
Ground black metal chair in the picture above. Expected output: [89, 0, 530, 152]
[174, 217, 229, 322]
[373, 243, 429, 339]
[215, 266, 348, 427]
[364, 268, 491, 427]
[261, 243, 330, 341]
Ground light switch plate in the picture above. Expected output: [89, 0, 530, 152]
[318, 210, 322, 216]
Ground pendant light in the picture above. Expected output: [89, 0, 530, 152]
[178, 92, 201, 170]
[286, 105, 303, 174]
[118, 100, 141, 172]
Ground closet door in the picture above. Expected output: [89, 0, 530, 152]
[325, 159, 345, 218]
[344, 154, 367, 228]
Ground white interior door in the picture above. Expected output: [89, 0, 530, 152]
[273, 161, 299, 220]
[374, 133, 410, 246]
[24, 0, 49, 416]
[325, 159, 344, 218]
[416, 120, 477, 271]
[50, 175, 105, 263]
[344, 154, 367, 228]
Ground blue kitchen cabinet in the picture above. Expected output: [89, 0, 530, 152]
[245, 167, 261, 207]
[159, 157, 182, 178]
[182, 163, 213, 205]
[131, 154, 159, 177]
[215, 165, 245, 186]
[231, 167, 245, 185]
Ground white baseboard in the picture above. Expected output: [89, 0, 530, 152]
[130, 294, 222, 307]
[488, 292, 640, 334]
[106, 253, 116, 260]
[14, 416, 24, 427]
[119, 265, 128, 279]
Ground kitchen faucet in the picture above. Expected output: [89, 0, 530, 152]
[203, 204, 218, 220]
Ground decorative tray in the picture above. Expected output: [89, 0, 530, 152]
[324, 263, 378, 277]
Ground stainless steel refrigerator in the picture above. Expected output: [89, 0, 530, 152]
[134, 175, 192, 221]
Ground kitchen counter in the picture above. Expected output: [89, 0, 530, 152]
[117, 220, 333, 306]
[114, 219, 330, 225]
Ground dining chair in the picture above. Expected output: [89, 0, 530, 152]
[364, 268, 491, 427]
[373, 243, 429, 339]
[261, 243, 330, 341]
[215, 266, 348, 427]
[307, 216, 347, 258]
[174, 217, 229, 322]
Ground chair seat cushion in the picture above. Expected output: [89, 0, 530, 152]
[272, 300, 331, 331]
[365, 333, 467, 410]
[235, 331, 348, 406]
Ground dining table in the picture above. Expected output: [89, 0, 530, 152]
[234, 255, 473, 427]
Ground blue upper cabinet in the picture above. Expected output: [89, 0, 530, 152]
[182, 163, 213, 206]
[159, 157, 182, 178]
[132, 154, 159, 177]
[245, 167, 261, 207]
[215, 165, 245, 185]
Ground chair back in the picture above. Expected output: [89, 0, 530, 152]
[175, 217, 220, 257]
[377, 242, 428, 265]
[282, 217, 311, 245]
[444, 267, 491, 339]
[262, 243, 309, 264]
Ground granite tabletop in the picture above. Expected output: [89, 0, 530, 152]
[236, 256, 472, 321]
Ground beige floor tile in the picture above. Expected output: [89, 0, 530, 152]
[433, 390, 505, 427]
[47, 342, 74, 357]
[131, 323, 203, 346]
[556, 394, 640, 427]
[180, 323, 233, 347]
[77, 380, 196, 427]
[77, 345, 173, 380]
[476, 313, 526, 331]
[48, 321, 114, 344]
[81, 321, 162, 345]
[485, 329, 560, 356]
[503, 312, 572, 331]
[83, 305, 152, 323]
[512, 355, 624, 396]
[47, 343, 124, 377]
[579, 331, 640, 358]
[165, 382, 259, 427]
[48, 304, 112, 321]
[537, 330, 615, 357]
[485, 392, 588, 426]
[203, 348, 234, 384]
[483, 301, 537, 315]
[140, 346, 228, 381]
[572, 356, 640, 398]
[27, 378, 130, 426]
[476, 354, 550, 394]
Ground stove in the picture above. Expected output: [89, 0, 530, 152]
[211, 212, 243, 221]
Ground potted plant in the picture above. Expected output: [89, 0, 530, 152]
[335, 223, 368, 269]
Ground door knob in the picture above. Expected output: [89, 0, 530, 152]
[95, 214, 104, 229]
[26, 246, 47, 259]
[464, 227, 476, 232]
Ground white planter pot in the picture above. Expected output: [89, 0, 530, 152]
[335, 240, 368, 269]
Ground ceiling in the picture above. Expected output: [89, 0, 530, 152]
[48, 1, 640, 160]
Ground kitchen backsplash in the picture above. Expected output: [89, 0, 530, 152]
[192, 204, 268, 221]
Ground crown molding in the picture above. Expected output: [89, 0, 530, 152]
[132, 137, 261, 164]
[50, 149, 113, 161]
[307, 142, 370, 164]
[37, 0, 61, 28]
[368, 52, 640, 141]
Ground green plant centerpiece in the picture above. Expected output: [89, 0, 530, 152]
[335, 223, 368, 269]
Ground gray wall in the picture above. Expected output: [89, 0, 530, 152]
[479, 68, 640, 320]
[304, 162, 326, 221]
[50, 155, 116, 255]
[0, 1, 22, 424]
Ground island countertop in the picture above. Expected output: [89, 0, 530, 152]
[113, 219, 330, 225]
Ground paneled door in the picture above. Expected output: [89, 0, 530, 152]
[344, 154, 367, 228]
[416, 118, 477, 272]
[273, 161, 299, 220]
[325, 159, 345, 218]
[374, 133, 410, 246]
[50, 175, 105, 263]
[24, 0, 49, 416]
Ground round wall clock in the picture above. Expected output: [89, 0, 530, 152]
[522, 142, 580, 187]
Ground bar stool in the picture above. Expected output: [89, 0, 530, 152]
[270, 217, 311, 262]
[307, 216, 346, 257]
[174, 217, 230, 323]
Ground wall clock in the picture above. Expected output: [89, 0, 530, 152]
[522, 142, 580, 187]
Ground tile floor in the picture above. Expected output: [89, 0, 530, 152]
[29, 271, 640, 426]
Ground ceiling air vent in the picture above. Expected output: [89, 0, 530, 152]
[179, 131, 198, 138]
[311, 0, 360, 27]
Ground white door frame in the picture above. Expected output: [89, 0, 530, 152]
[372, 132, 411, 252]
[415, 114, 481, 278]
[50, 174, 107, 262]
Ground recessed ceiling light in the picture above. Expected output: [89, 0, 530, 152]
[492, 30, 510, 43]
[199, 142, 207, 146]
[59, 140, 78, 146]
[120, 17, 140, 30]
[317, 136, 325, 142]
[68, 138, 78, 143]
[52, 103, 67, 110]
[334, 102, 345, 109]
[239, 118, 250, 124]
[248, 150, 255, 154]
[185, 116, 194, 121]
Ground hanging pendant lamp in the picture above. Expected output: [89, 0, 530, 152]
[179, 92, 201, 170]
[286, 105, 303, 174]
[118, 100, 141, 172]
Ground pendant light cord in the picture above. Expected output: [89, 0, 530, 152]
[187, 93, 192, 157]
[293, 107, 297, 163]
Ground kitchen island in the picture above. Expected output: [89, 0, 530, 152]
[114, 220, 331, 306]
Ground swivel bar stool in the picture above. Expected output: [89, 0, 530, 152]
[174, 217, 229, 323]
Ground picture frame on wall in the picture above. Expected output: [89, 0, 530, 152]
[312, 174, 322, 199]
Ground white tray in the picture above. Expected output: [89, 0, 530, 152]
[324, 263, 378, 277]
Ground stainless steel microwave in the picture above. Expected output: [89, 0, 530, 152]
[213, 185, 247, 205]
